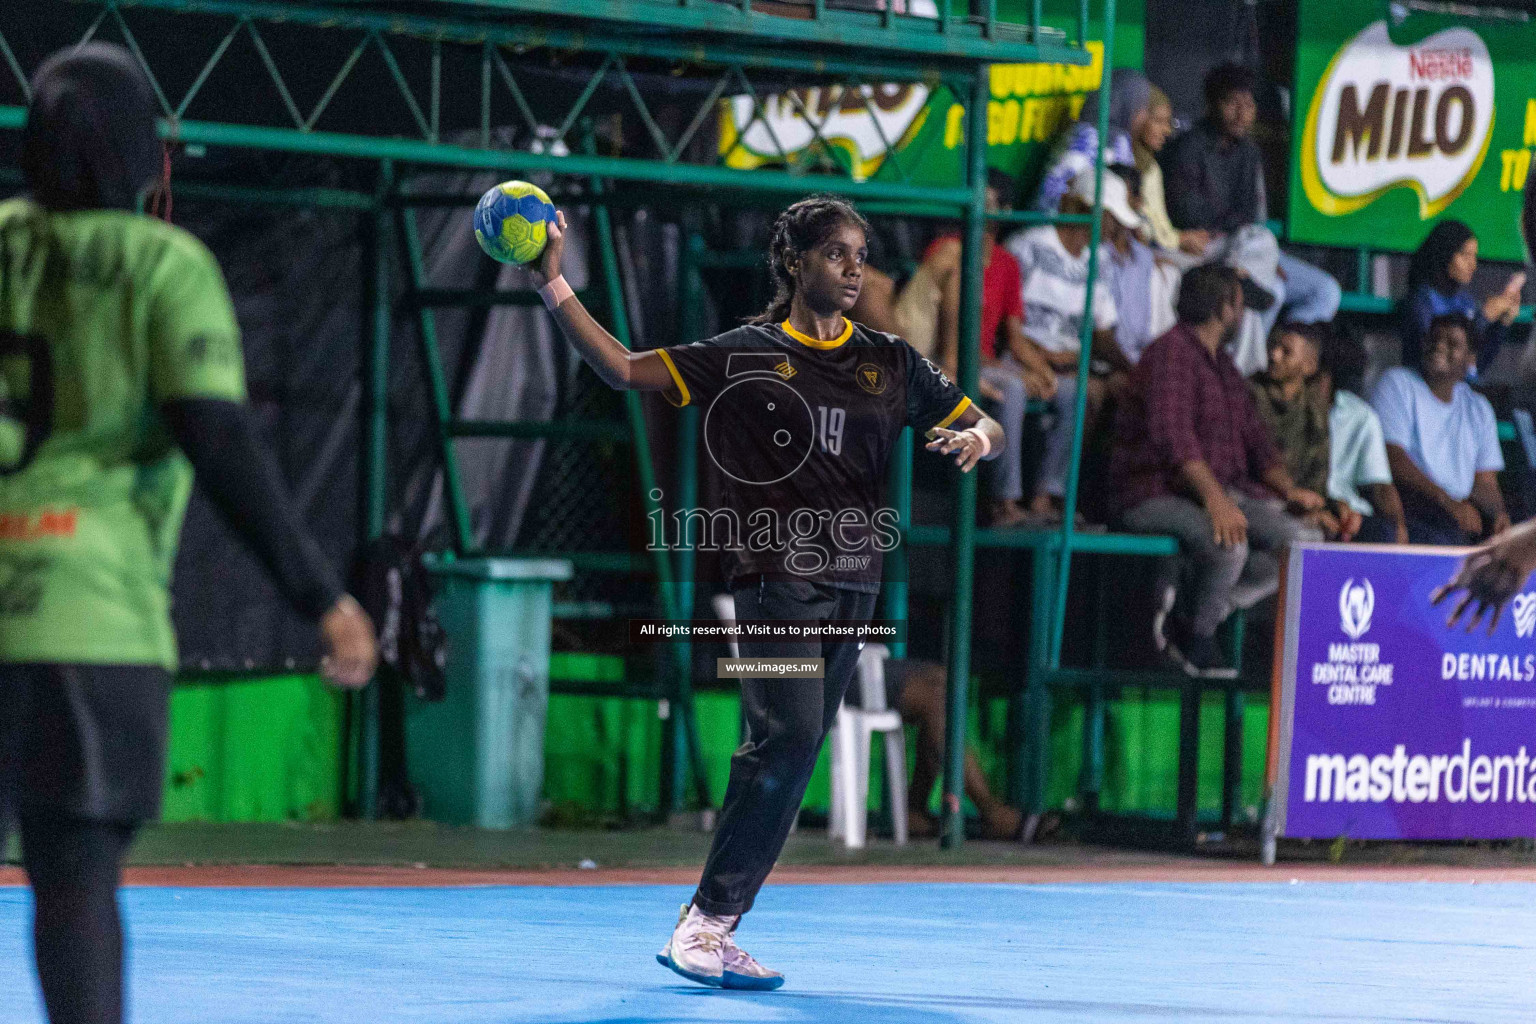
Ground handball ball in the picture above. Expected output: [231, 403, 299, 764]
[474, 180, 556, 265]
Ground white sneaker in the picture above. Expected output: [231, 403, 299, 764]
[721, 933, 785, 991]
[656, 904, 732, 988]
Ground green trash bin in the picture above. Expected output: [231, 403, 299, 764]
[407, 557, 572, 828]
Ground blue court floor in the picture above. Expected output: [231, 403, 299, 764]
[0, 882, 1529, 1023]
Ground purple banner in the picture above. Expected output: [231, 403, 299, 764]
[1276, 544, 1536, 840]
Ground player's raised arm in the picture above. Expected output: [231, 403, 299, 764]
[528, 209, 677, 395]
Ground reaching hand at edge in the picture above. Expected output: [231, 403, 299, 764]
[1432, 519, 1536, 633]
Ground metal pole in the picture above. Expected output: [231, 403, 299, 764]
[1049, 0, 1115, 668]
[395, 203, 477, 554]
[357, 161, 394, 820]
[671, 233, 707, 815]
[885, 426, 913, 660]
[0, 111, 985, 207]
[585, 158, 712, 814]
[366, 171, 392, 541]
[940, 68, 990, 849]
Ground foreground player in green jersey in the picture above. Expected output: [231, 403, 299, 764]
[0, 44, 377, 1024]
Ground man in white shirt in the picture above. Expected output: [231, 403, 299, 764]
[1371, 314, 1508, 545]
[1006, 167, 1140, 521]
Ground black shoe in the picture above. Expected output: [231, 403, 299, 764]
[1239, 276, 1276, 313]
[1165, 618, 1238, 679]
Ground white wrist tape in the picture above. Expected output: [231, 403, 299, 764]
[964, 425, 991, 457]
[539, 275, 573, 311]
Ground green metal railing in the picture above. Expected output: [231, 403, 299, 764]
[0, 0, 1122, 838]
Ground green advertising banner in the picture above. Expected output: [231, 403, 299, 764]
[717, 0, 1144, 191]
[1288, 3, 1533, 260]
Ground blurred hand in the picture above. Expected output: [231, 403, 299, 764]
[1286, 487, 1327, 514]
[320, 594, 378, 689]
[1179, 229, 1211, 255]
[1491, 511, 1513, 538]
[1483, 276, 1522, 325]
[926, 426, 988, 472]
[1433, 519, 1536, 632]
[1336, 504, 1363, 542]
[1446, 499, 1484, 538]
[531, 209, 567, 288]
[1207, 493, 1248, 549]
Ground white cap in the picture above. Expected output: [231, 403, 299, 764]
[1068, 166, 1143, 231]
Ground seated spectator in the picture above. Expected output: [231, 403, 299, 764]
[1133, 84, 1209, 259]
[1110, 264, 1324, 676]
[1323, 329, 1408, 544]
[1401, 219, 1524, 376]
[1105, 165, 1179, 367]
[1372, 314, 1509, 545]
[861, 659, 1030, 841]
[1033, 68, 1147, 216]
[1161, 62, 1340, 373]
[1013, 169, 1139, 510]
[1250, 323, 1360, 540]
[854, 170, 1056, 527]
[1007, 167, 1139, 523]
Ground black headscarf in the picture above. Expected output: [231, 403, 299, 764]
[20, 43, 161, 212]
[1407, 219, 1475, 296]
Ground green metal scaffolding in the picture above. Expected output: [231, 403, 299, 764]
[1, 0, 1137, 843]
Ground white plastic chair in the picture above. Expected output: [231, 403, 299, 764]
[829, 643, 909, 848]
[712, 593, 741, 658]
[711, 595, 907, 846]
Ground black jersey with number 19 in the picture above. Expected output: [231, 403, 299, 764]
[655, 318, 973, 592]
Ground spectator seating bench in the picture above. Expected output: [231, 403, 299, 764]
[907, 524, 1253, 847]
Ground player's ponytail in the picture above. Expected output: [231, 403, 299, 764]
[750, 195, 870, 325]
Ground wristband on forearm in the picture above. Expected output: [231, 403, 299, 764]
[539, 275, 573, 311]
[963, 425, 991, 458]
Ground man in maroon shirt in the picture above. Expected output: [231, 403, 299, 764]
[1110, 264, 1324, 675]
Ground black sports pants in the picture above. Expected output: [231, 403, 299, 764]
[692, 578, 877, 916]
[2, 663, 169, 1024]
[2, 812, 137, 1024]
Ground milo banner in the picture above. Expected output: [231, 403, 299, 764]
[717, 0, 1144, 189]
[1268, 545, 1536, 854]
[1289, 4, 1533, 260]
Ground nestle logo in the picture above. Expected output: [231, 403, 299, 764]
[1409, 48, 1473, 82]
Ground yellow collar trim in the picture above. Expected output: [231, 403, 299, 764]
[781, 317, 852, 350]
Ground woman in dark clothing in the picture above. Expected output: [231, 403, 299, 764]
[1401, 220, 1524, 374]
[0, 44, 377, 1024]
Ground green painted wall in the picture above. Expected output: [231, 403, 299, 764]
[161, 675, 344, 823]
[159, 669, 1266, 826]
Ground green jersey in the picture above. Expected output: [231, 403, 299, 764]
[0, 199, 245, 668]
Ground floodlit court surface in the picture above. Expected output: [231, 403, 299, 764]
[3, 847, 1535, 1024]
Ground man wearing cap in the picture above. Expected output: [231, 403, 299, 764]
[1005, 165, 1143, 523]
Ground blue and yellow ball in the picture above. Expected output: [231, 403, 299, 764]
[473, 180, 556, 265]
